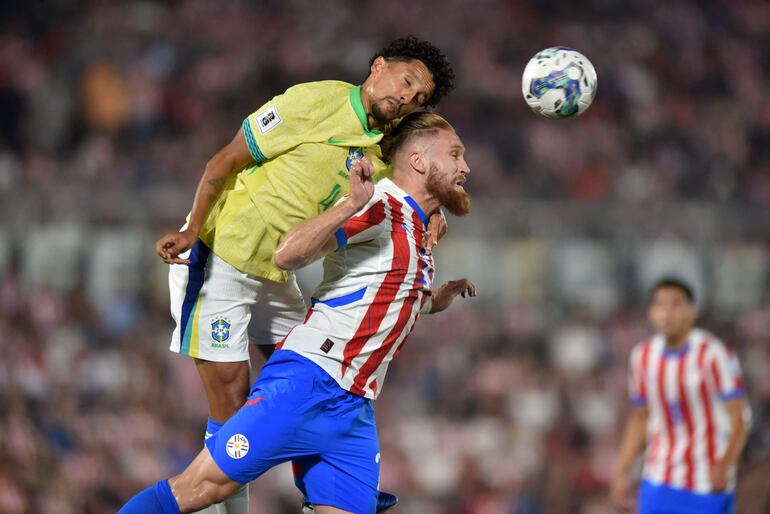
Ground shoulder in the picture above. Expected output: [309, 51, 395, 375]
[631, 336, 656, 358]
[282, 80, 354, 99]
[693, 328, 732, 357]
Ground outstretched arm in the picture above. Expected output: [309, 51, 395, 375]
[156, 128, 253, 264]
[423, 279, 477, 314]
[274, 158, 375, 271]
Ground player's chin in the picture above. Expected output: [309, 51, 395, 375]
[381, 100, 401, 119]
[442, 191, 471, 216]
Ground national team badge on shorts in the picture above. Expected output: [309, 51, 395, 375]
[346, 147, 364, 170]
[211, 317, 231, 346]
[226, 434, 249, 459]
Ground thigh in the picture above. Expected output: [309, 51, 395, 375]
[293, 456, 377, 514]
[248, 273, 307, 345]
[204, 352, 321, 484]
[169, 246, 259, 362]
[295, 390, 380, 513]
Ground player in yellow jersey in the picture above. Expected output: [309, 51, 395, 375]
[154, 36, 455, 513]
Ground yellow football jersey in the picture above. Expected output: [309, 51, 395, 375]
[197, 81, 392, 282]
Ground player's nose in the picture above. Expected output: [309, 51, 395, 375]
[460, 158, 470, 175]
[400, 88, 416, 105]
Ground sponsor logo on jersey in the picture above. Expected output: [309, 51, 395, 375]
[257, 105, 282, 134]
[226, 434, 249, 459]
[321, 339, 335, 354]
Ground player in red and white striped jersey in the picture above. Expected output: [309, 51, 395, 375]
[612, 278, 750, 514]
[274, 111, 475, 399]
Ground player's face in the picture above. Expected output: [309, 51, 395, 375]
[366, 57, 435, 124]
[425, 129, 471, 216]
[647, 287, 697, 340]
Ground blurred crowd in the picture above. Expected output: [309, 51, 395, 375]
[0, 0, 769, 513]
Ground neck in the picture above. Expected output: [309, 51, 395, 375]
[664, 331, 690, 349]
[392, 176, 440, 218]
[359, 85, 383, 131]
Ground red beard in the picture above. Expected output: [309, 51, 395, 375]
[426, 164, 471, 216]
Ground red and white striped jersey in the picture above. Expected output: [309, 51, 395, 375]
[279, 178, 434, 399]
[628, 327, 747, 493]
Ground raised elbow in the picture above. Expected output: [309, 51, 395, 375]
[273, 247, 299, 271]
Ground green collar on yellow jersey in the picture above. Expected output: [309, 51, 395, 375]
[349, 86, 383, 138]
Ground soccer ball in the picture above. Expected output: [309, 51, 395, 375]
[521, 47, 597, 119]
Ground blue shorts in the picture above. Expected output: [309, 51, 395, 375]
[205, 350, 379, 513]
[639, 480, 735, 514]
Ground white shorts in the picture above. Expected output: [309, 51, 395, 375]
[168, 239, 307, 362]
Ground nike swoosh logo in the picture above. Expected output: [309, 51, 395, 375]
[243, 397, 265, 407]
[327, 137, 348, 145]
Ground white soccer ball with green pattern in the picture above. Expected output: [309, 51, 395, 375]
[522, 47, 597, 119]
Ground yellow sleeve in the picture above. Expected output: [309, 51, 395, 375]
[241, 83, 320, 164]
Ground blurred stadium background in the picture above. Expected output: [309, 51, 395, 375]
[1, 1, 769, 513]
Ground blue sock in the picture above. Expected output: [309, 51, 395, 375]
[118, 479, 180, 514]
[205, 417, 223, 440]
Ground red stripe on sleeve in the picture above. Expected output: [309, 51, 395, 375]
[342, 200, 386, 239]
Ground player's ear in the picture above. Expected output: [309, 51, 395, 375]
[409, 151, 428, 175]
[370, 56, 387, 78]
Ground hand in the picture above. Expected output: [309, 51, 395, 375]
[610, 474, 636, 513]
[156, 228, 198, 265]
[347, 157, 375, 211]
[710, 460, 730, 491]
[424, 210, 447, 250]
[430, 278, 476, 314]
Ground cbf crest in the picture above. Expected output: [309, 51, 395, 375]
[211, 317, 231, 347]
[346, 147, 364, 170]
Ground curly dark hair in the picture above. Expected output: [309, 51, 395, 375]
[369, 36, 455, 108]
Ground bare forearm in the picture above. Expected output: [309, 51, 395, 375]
[187, 154, 236, 233]
[615, 407, 648, 476]
[719, 400, 749, 466]
[186, 129, 251, 234]
[274, 201, 358, 270]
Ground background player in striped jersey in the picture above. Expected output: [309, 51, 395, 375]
[611, 278, 750, 514]
[154, 37, 454, 513]
[118, 112, 475, 514]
